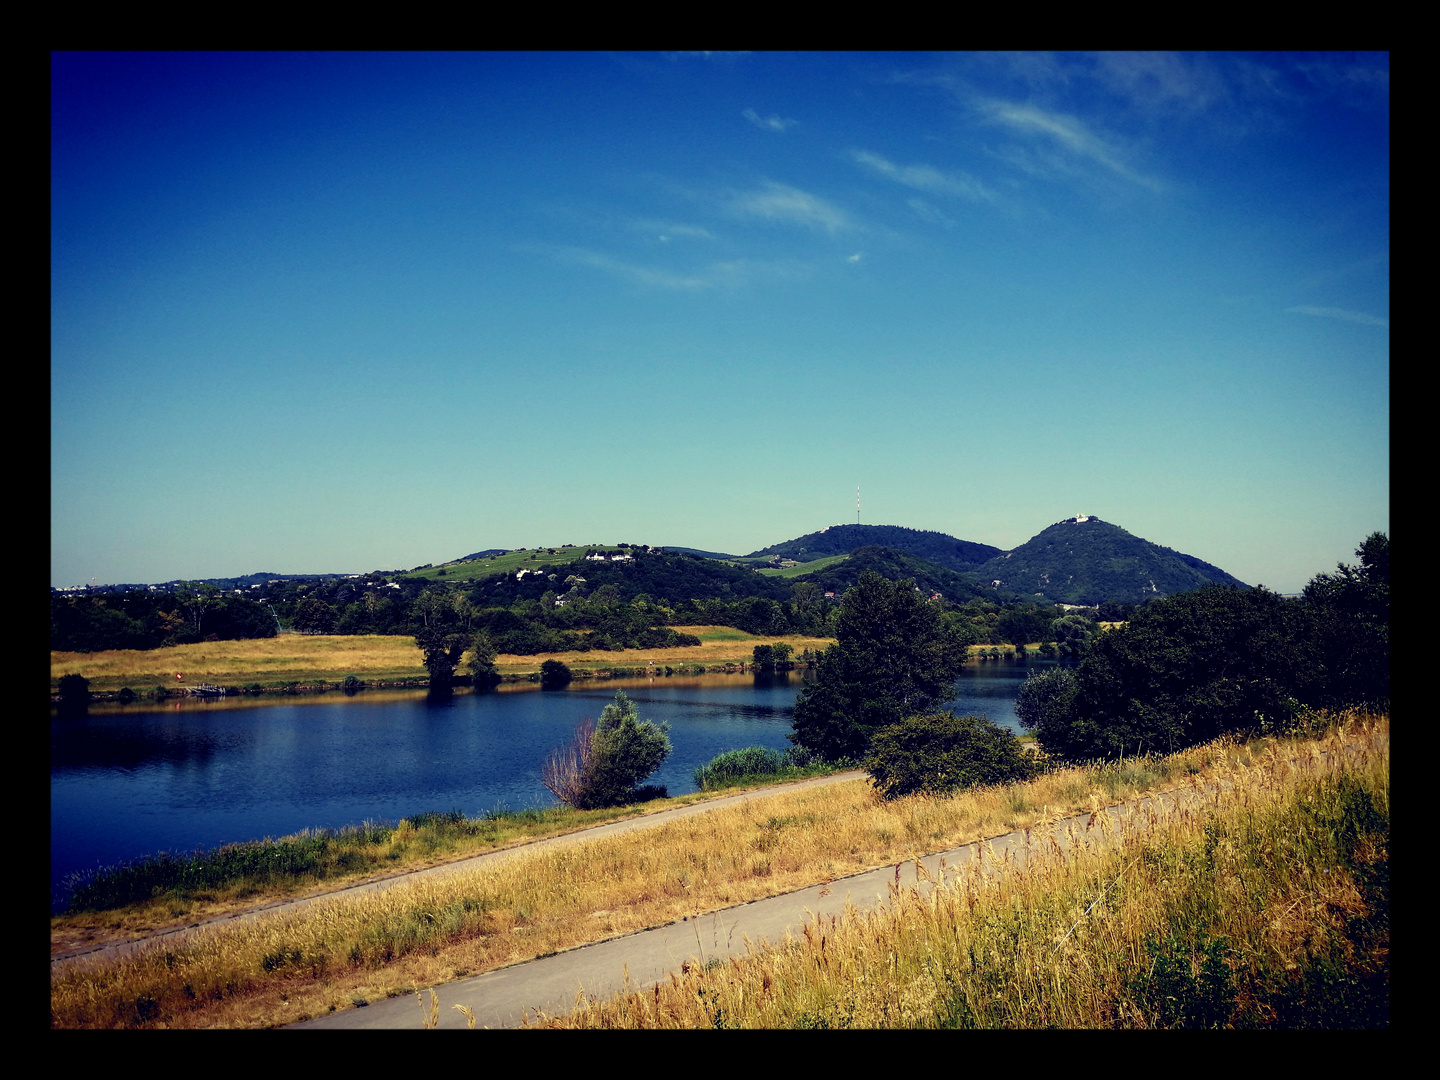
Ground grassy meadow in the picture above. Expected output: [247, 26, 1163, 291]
[755, 555, 850, 578]
[50, 711, 1385, 1029]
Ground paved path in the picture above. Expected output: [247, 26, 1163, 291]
[288, 776, 1225, 1028]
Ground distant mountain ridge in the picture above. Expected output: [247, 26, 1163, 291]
[83, 517, 1247, 609]
[747, 524, 1002, 576]
[974, 515, 1249, 605]
[789, 546, 1001, 602]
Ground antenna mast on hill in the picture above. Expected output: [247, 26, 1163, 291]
[857, 486, 861, 525]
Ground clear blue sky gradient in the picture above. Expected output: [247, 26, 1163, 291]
[52, 52, 1388, 592]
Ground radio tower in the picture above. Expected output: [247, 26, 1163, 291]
[856, 486, 861, 525]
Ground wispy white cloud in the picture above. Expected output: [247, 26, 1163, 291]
[1286, 305, 1389, 328]
[977, 99, 1163, 191]
[633, 220, 715, 243]
[729, 181, 853, 233]
[743, 108, 797, 132]
[538, 245, 807, 291]
[906, 197, 957, 228]
[551, 247, 715, 290]
[850, 149, 996, 202]
[846, 252, 863, 264]
[1090, 52, 1229, 115]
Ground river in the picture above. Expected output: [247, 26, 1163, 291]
[50, 661, 1045, 908]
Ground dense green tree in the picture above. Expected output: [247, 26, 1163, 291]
[469, 632, 500, 688]
[416, 626, 472, 695]
[540, 659, 572, 687]
[789, 572, 968, 761]
[291, 597, 337, 634]
[1028, 584, 1314, 759]
[996, 605, 1052, 646]
[57, 672, 91, 715]
[1050, 613, 1098, 656]
[411, 587, 474, 695]
[1014, 666, 1080, 735]
[174, 583, 222, 639]
[1302, 532, 1389, 709]
[863, 712, 1037, 800]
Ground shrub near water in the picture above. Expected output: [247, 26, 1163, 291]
[542, 691, 671, 809]
[692, 746, 825, 791]
[863, 712, 1038, 800]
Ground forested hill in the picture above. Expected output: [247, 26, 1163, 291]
[975, 516, 1250, 606]
[748, 525, 1002, 575]
[465, 550, 791, 608]
[791, 546, 1004, 603]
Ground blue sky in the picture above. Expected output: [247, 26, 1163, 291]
[52, 52, 1388, 592]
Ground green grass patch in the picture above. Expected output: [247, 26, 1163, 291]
[757, 555, 850, 578]
[403, 545, 617, 583]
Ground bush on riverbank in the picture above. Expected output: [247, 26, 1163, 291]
[862, 712, 1039, 800]
[692, 745, 828, 791]
[542, 691, 671, 809]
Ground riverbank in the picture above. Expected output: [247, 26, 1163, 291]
[50, 628, 839, 699]
[51, 712, 1385, 1028]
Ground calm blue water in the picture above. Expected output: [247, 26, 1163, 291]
[50, 662, 1042, 907]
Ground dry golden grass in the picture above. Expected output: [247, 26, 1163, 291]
[538, 713, 1389, 1029]
[494, 628, 835, 674]
[50, 716, 1382, 1029]
[50, 629, 837, 692]
[50, 635, 429, 691]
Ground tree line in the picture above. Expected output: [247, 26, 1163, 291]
[53, 546, 1140, 655]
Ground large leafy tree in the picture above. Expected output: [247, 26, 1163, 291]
[412, 587, 473, 695]
[1029, 584, 1314, 759]
[1020, 534, 1389, 760]
[789, 572, 969, 761]
[1302, 532, 1389, 709]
